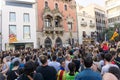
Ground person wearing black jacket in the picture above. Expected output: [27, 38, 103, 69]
[18, 61, 44, 80]
[7, 61, 20, 80]
[36, 55, 57, 80]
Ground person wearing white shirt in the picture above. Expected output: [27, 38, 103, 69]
[48, 55, 60, 72]
[101, 53, 119, 75]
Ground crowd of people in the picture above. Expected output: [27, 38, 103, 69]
[0, 41, 120, 80]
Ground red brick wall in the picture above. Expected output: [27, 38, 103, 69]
[37, 0, 77, 32]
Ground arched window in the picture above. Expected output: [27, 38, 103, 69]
[54, 16, 61, 27]
[90, 20, 92, 23]
[44, 37, 52, 48]
[68, 22, 72, 30]
[56, 37, 62, 47]
[45, 1, 48, 8]
[55, 3, 58, 9]
[64, 5, 67, 11]
[44, 15, 52, 27]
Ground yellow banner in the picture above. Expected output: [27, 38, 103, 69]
[110, 31, 119, 40]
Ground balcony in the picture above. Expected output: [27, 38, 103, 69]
[54, 27, 64, 31]
[108, 11, 120, 18]
[81, 21, 87, 27]
[89, 23, 95, 27]
[43, 27, 54, 31]
[106, 1, 120, 10]
[43, 26, 64, 32]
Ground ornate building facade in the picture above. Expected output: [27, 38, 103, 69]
[37, 0, 77, 48]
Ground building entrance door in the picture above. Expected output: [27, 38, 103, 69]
[45, 37, 52, 48]
[15, 43, 25, 50]
[56, 37, 62, 47]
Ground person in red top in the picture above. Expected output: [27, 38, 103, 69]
[102, 42, 109, 54]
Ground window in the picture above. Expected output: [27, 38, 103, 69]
[55, 3, 58, 9]
[82, 18, 84, 21]
[108, 19, 111, 23]
[102, 20, 105, 24]
[99, 19, 101, 23]
[6, 2, 33, 8]
[68, 22, 72, 30]
[118, 16, 120, 20]
[45, 1, 48, 8]
[9, 25, 17, 43]
[90, 20, 92, 23]
[23, 13, 30, 22]
[9, 12, 16, 22]
[44, 19, 51, 27]
[45, 37, 52, 48]
[96, 19, 97, 22]
[64, 5, 67, 11]
[55, 16, 61, 27]
[55, 19, 59, 27]
[91, 32, 94, 37]
[98, 13, 100, 16]
[23, 25, 31, 39]
[83, 11, 85, 16]
[83, 31, 86, 38]
[95, 12, 97, 15]
[102, 14, 105, 17]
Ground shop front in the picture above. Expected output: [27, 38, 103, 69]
[5, 42, 33, 50]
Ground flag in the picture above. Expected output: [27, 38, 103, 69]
[110, 28, 119, 40]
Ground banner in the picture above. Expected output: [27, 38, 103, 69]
[9, 25, 17, 43]
[110, 28, 119, 40]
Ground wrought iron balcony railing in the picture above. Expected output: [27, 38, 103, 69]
[43, 27, 54, 31]
[89, 23, 95, 27]
[43, 26, 64, 31]
[54, 27, 64, 31]
[81, 21, 87, 27]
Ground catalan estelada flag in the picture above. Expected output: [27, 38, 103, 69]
[110, 28, 119, 40]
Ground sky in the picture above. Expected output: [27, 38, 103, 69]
[75, 0, 105, 7]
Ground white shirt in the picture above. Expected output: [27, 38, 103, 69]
[101, 63, 119, 75]
[65, 60, 71, 72]
[48, 61, 60, 72]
